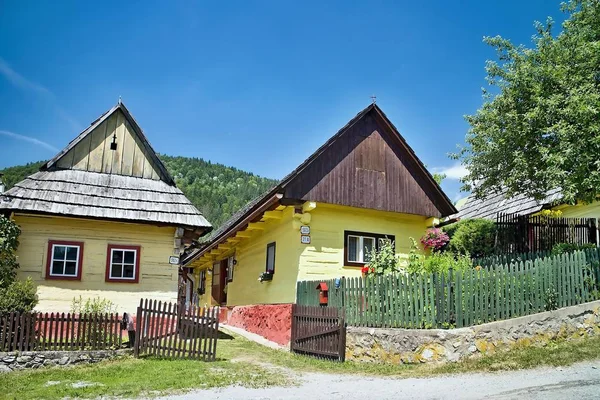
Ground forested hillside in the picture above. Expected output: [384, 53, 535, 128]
[0, 156, 278, 229]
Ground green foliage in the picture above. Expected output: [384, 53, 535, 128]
[432, 173, 446, 185]
[422, 252, 472, 274]
[406, 237, 425, 274]
[544, 288, 559, 311]
[456, 0, 600, 204]
[405, 238, 471, 274]
[444, 219, 496, 258]
[70, 296, 117, 315]
[0, 160, 45, 190]
[0, 155, 279, 230]
[551, 242, 597, 256]
[0, 278, 38, 313]
[366, 240, 399, 275]
[0, 215, 21, 289]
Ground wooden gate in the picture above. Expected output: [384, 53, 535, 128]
[290, 304, 346, 361]
[134, 299, 219, 361]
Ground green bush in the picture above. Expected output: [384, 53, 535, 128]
[405, 238, 471, 274]
[0, 216, 21, 288]
[444, 219, 496, 258]
[551, 242, 597, 256]
[367, 239, 399, 275]
[0, 278, 38, 313]
[422, 252, 473, 274]
[71, 296, 118, 315]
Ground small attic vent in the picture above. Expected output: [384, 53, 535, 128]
[110, 133, 117, 151]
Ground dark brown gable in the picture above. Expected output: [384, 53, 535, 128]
[283, 106, 455, 217]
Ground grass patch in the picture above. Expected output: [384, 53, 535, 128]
[2, 330, 600, 399]
[0, 352, 291, 399]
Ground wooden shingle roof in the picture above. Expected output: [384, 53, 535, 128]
[456, 188, 563, 220]
[1, 102, 211, 231]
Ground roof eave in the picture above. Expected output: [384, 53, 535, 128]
[183, 192, 283, 266]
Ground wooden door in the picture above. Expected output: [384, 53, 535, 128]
[211, 260, 228, 305]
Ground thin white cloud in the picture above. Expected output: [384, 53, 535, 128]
[0, 57, 81, 132]
[0, 130, 59, 152]
[433, 163, 469, 180]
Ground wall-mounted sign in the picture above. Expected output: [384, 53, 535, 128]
[300, 225, 310, 235]
[301, 235, 311, 244]
[169, 256, 180, 265]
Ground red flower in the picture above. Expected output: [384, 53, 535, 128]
[361, 266, 369, 274]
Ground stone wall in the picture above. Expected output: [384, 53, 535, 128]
[346, 300, 600, 364]
[0, 349, 131, 372]
[220, 304, 292, 346]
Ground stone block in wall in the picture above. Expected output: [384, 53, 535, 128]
[0, 349, 131, 372]
[346, 301, 600, 365]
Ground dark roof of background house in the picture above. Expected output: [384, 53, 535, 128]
[456, 188, 563, 220]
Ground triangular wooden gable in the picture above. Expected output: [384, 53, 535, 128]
[43, 102, 174, 184]
[282, 104, 456, 218]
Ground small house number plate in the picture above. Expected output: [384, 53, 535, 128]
[169, 256, 180, 265]
[300, 225, 310, 234]
[301, 235, 311, 244]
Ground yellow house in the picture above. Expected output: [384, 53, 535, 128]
[0, 101, 212, 313]
[182, 103, 457, 344]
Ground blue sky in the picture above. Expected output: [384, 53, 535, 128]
[0, 0, 564, 201]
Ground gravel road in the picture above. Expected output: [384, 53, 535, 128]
[161, 360, 600, 400]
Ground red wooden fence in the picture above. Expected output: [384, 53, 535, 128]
[0, 312, 123, 352]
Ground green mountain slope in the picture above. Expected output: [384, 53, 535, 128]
[0, 156, 278, 229]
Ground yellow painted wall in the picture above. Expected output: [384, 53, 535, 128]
[195, 202, 429, 306]
[298, 203, 428, 280]
[553, 201, 600, 218]
[14, 213, 178, 313]
[225, 207, 300, 306]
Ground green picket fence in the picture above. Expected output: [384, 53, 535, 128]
[296, 249, 600, 329]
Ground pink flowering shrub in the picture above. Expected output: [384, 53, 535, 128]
[420, 228, 449, 251]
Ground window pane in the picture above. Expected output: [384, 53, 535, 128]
[112, 250, 123, 264]
[66, 246, 78, 261]
[111, 264, 122, 278]
[363, 238, 375, 262]
[348, 236, 358, 262]
[266, 244, 275, 272]
[64, 262, 77, 276]
[123, 264, 135, 278]
[124, 251, 135, 264]
[52, 261, 64, 275]
[53, 246, 66, 260]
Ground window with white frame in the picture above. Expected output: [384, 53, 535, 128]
[347, 235, 376, 263]
[48, 241, 82, 279]
[344, 231, 395, 266]
[107, 245, 139, 282]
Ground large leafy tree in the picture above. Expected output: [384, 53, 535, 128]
[457, 0, 600, 204]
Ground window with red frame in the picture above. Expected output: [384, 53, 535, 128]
[46, 240, 84, 280]
[106, 245, 140, 282]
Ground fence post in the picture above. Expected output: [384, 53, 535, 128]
[133, 299, 143, 357]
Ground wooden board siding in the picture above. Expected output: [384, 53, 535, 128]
[297, 203, 428, 281]
[55, 109, 165, 180]
[14, 214, 179, 313]
[284, 109, 446, 218]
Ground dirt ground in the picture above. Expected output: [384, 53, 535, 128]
[160, 360, 600, 400]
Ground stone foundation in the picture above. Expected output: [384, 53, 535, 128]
[0, 349, 131, 372]
[221, 304, 292, 346]
[346, 300, 600, 364]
